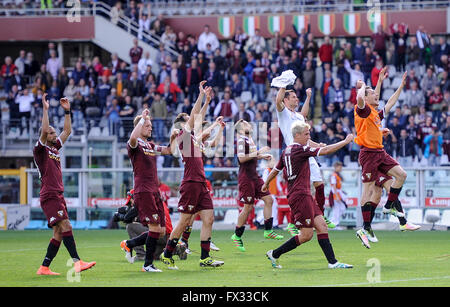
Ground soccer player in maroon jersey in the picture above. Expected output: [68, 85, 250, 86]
[262, 121, 354, 269]
[35, 93, 96, 275]
[178, 118, 225, 254]
[230, 119, 284, 252]
[161, 81, 225, 269]
[120, 108, 178, 272]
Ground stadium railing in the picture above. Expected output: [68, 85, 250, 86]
[0, 1, 180, 59]
[21, 166, 450, 229]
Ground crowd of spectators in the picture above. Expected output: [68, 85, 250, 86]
[1, 1, 449, 170]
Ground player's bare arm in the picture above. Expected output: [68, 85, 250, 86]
[187, 80, 207, 131]
[318, 134, 354, 156]
[300, 88, 312, 119]
[208, 117, 226, 148]
[39, 93, 50, 145]
[275, 87, 286, 112]
[159, 129, 180, 155]
[129, 109, 149, 148]
[59, 97, 72, 144]
[374, 66, 388, 99]
[385, 71, 407, 114]
[261, 168, 280, 192]
[356, 80, 366, 109]
[169, 128, 181, 157]
[256, 146, 272, 160]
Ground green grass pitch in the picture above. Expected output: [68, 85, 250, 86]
[0, 229, 449, 287]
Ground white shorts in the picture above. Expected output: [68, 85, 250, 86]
[309, 157, 323, 182]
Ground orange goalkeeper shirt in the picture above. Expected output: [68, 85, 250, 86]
[354, 103, 385, 149]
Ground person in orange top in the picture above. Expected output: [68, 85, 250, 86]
[328, 161, 347, 227]
[354, 67, 419, 249]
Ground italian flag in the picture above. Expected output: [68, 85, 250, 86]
[268, 15, 285, 35]
[368, 12, 387, 33]
[293, 15, 309, 33]
[243, 16, 260, 36]
[218, 16, 235, 38]
[343, 13, 361, 35]
[318, 14, 335, 35]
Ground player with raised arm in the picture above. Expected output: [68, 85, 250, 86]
[273, 81, 334, 231]
[35, 94, 96, 275]
[354, 69, 420, 249]
[230, 119, 284, 252]
[178, 116, 225, 254]
[120, 108, 177, 272]
[161, 81, 225, 269]
[262, 121, 354, 269]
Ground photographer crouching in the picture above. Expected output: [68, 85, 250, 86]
[115, 188, 187, 262]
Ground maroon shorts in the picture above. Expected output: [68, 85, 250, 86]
[238, 177, 270, 204]
[178, 181, 214, 214]
[288, 193, 322, 229]
[359, 148, 399, 183]
[134, 192, 166, 227]
[40, 192, 69, 228]
[375, 174, 393, 187]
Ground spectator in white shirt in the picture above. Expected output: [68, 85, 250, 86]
[14, 50, 26, 75]
[137, 51, 153, 78]
[138, 4, 151, 40]
[15, 88, 34, 134]
[197, 25, 220, 53]
[344, 59, 364, 88]
[46, 50, 61, 81]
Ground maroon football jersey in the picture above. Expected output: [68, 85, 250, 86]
[237, 135, 259, 183]
[33, 138, 64, 197]
[177, 128, 206, 183]
[128, 138, 163, 193]
[275, 143, 321, 197]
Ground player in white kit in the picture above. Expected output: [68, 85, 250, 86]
[274, 86, 336, 231]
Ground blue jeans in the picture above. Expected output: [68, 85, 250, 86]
[252, 83, 266, 102]
[153, 119, 165, 142]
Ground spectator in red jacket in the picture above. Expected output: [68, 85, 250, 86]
[157, 75, 182, 105]
[1, 56, 17, 93]
[319, 36, 333, 69]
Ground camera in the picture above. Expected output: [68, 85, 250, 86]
[112, 189, 137, 223]
[112, 206, 129, 223]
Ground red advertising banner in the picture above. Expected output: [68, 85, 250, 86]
[425, 197, 450, 207]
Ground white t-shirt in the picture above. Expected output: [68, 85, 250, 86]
[276, 106, 306, 146]
[16, 94, 34, 113]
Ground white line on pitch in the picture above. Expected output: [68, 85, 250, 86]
[314, 276, 450, 287]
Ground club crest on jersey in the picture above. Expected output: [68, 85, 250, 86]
[379, 176, 384, 182]
[188, 205, 194, 211]
[365, 173, 371, 180]
[305, 219, 311, 225]
[57, 210, 64, 217]
[152, 214, 159, 221]
[247, 197, 253, 202]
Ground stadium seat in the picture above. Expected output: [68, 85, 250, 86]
[223, 209, 239, 225]
[382, 89, 395, 101]
[382, 77, 391, 89]
[388, 65, 396, 77]
[240, 91, 253, 103]
[390, 77, 403, 89]
[88, 127, 101, 137]
[101, 127, 110, 137]
[406, 208, 423, 224]
[424, 209, 441, 224]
